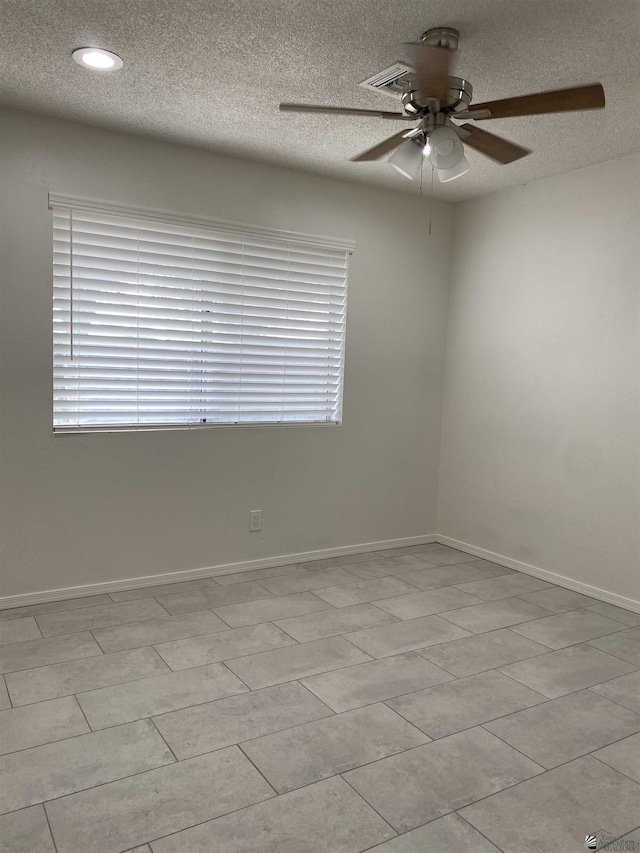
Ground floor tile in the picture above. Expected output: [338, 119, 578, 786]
[442, 598, 554, 633]
[498, 644, 637, 699]
[0, 696, 89, 755]
[0, 719, 173, 814]
[396, 564, 495, 590]
[242, 703, 429, 793]
[344, 556, 437, 580]
[0, 677, 9, 710]
[419, 547, 476, 566]
[301, 652, 454, 713]
[374, 587, 483, 620]
[585, 602, 640, 627]
[313, 577, 419, 607]
[588, 627, 640, 665]
[510, 609, 627, 649]
[345, 614, 471, 658]
[388, 669, 546, 738]
[77, 662, 247, 729]
[0, 631, 102, 675]
[296, 551, 384, 570]
[0, 595, 112, 622]
[594, 732, 640, 783]
[213, 591, 332, 628]
[377, 542, 443, 557]
[590, 670, 640, 713]
[275, 602, 397, 642]
[0, 618, 41, 646]
[213, 564, 300, 585]
[371, 813, 501, 852]
[154, 623, 295, 671]
[155, 681, 332, 759]
[46, 747, 274, 853]
[157, 581, 273, 615]
[6, 646, 168, 706]
[109, 577, 215, 602]
[257, 567, 358, 596]
[518, 586, 600, 613]
[0, 805, 56, 852]
[485, 689, 640, 768]
[149, 776, 395, 853]
[344, 727, 543, 833]
[92, 610, 228, 652]
[418, 627, 550, 677]
[459, 755, 640, 853]
[35, 599, 167, 637]
[454, 574, 552, 601]
[468, 559, 516, 576]
[225, 636, 371, 689]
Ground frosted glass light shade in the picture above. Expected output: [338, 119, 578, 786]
[428, 127, 466, 171]
[436, 155, 470, 182]
[388, 139, 424, 180]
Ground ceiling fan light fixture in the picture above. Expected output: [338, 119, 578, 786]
[388, 138, 425, 180]
[72, 47, 123, 71]
[428, 126, 466, 171]
[436, 155, 471, 182]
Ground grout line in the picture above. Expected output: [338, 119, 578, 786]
[208, 607, 235, 630]
[1, 673, 13, 709]
[151, 634, 300, 673]
[236, 743, 280, 796]
[339, 773, 399, 839]
[1, 646, 105, 678]
[587, 683, 640, 713]
[583, 638, 640, 666]
[150, 680, 337, 762]
[42, 801, 60, 853]
[0, 709, 194, 758]
[149, 716, 180, 763]
[590, 750, 640, 785]
[218, 660, 253, 694]
[454, 810, 509, 853]
[584, 605, 640, 628]
[474, 722, 548, 770]
[71, 691, 94, 732]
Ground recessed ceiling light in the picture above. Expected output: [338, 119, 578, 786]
[72, 47, 123, 71]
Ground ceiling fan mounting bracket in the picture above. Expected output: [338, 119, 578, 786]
[420, 27, 459, 51]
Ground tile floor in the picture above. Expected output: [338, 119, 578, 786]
[0, 544, 639, 852]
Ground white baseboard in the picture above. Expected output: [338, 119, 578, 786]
[436, 534, 640, 615]
[0, 533, 437, 610]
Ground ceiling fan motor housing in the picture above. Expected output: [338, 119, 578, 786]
[402, 76, 473, 115]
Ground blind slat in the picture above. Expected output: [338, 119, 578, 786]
[53, 207, 348, 430]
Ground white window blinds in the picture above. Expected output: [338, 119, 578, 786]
[52, 198, 351, 431]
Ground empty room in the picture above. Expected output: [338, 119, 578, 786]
[0, 1, 639, 851]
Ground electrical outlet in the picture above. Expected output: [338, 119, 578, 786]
[249, 510, 262, 532]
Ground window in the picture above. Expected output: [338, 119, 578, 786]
[51, 196, 352, 432]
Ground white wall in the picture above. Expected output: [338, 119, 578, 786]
[0, 108, 454, 600]
[438, 154, 640, 606]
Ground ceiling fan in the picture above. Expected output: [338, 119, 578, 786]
[279, 27, 605, 183]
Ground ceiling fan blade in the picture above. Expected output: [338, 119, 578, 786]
[351, 130, 412, 162]
[458, 124, 531, 164]
[279, 103, 414, 120]
[468, 83, 605, 119]
[410, 43, 452, 105]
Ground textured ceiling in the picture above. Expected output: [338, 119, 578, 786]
[1, 0, 639, 201]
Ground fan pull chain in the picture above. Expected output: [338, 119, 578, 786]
[429, 163, 434, 235]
